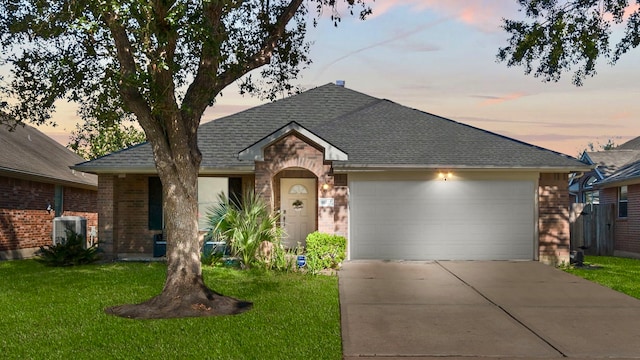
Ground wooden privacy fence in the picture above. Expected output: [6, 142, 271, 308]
[569, 203, 615, 256]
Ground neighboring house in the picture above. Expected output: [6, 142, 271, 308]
[574, 136, 640, 258]
[73, 83, 589, 265]
[0, 122, 98, 260]
[569, 148, 640, 204]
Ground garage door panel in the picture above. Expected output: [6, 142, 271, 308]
[350, 180, 535, 260]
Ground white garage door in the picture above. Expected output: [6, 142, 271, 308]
[349, 179, 536, 260]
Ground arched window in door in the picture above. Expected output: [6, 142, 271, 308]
[289, 184, 308, 194]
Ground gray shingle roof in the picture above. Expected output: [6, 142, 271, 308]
[0, 123, 97, 188]
[617, 136, 640, 150]
[74, 83, 588, 173]
[596, 160, 640, 187]
[585, 150, 640, 178]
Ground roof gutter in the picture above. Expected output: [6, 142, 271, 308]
[0, 167, 98, 190]
[594, 176, 640, 189]
[70, 165, 256, 175]
[332, 164, 594, 173]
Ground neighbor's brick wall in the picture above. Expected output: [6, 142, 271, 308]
[63, 186, 98, 242]
[0, 175, 97, 255]
[255, 133, 348, 238]
[601, 185, 640, 255]
[538, 173, 570, 265]
[622, 185, 640, 254]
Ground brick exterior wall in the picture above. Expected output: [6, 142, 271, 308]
[601, 185, 640, 255]
[255, 133, 348, 238]
[0, 175, 97, 259]
[97, 175, 116, 258]
[99, 174, 256, 258]
[114, 175, 155, 255]
[538, 173, 571, 265]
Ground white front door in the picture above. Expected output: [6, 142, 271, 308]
[281, 178, 316, 248]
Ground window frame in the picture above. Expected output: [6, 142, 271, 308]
[618, 185, 628, 219]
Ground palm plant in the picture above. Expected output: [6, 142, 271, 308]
[206, 191, 282, 268]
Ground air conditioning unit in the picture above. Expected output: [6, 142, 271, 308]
[52, 216, 87, 247]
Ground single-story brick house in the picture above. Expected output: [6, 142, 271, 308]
[571, 136, 640, 258]
[0, 122, 98, 260]
[73, 83, 590, 264]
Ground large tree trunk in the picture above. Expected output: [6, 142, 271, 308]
[105, 122, 252, 319]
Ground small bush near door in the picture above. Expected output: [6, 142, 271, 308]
[305, 232, 346, 274]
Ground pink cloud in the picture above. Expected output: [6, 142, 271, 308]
[478, 92, 526, 106]
[611, 111, 632, 121]
[370, 0, 518, 32]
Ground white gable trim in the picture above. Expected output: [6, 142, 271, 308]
[238, 121, 348, 161]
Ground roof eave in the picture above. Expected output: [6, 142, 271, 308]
[0, 167, 98, 190]
[595, 176, 640, 189]
[69, 166, 158, 175]
[70, 165, 256, 175]
[332, 164, 593, 173]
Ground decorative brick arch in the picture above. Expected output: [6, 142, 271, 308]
[255, 133, 332, 206]
[253, 133, 344, 236]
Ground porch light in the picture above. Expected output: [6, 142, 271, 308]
[322, 183, 330, 191]
[438, 172, 453, 181]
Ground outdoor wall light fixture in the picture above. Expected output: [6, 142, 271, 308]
[322, 183, 330, 191]
[438, 172, 453, 181]
[46, 202, 53, 213]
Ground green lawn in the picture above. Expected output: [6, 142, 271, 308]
[0, 260, 341, 360]
[563, 255, 640, 299]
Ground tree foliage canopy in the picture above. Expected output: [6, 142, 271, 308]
[498, 0, 640, 85]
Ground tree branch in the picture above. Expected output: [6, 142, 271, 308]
[101, 10, 156, 134]
[181, 1, 227, 122]
[216, 0, 304, 92]
[182, 0, 304, 120]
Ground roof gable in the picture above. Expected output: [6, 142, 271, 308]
[238, 121, 348, 161]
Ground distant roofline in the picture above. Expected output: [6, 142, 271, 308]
[0, 167, 97, 190]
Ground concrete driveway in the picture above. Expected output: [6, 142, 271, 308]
[339, 261, 640, 359]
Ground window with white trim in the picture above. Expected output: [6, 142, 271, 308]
[619, 186, 628, 218]
[197, 177, 228, 230]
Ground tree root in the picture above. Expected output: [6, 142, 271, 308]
[105, 285, 252, 319]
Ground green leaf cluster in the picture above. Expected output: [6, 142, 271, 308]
[305, 231, 346, 274]
[498, 0, 640, 86]
[68, 117, 146, 159]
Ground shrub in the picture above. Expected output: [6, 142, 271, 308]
[305, 232, 346, 274]
[200, 231, 227, 266]
[201, 247, 225, 266]
[266, 240, 304, 272]
[207, 191, 282, 269]
[36, 230, 100, 266]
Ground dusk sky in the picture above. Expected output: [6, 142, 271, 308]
[37, 1, 640, 157]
